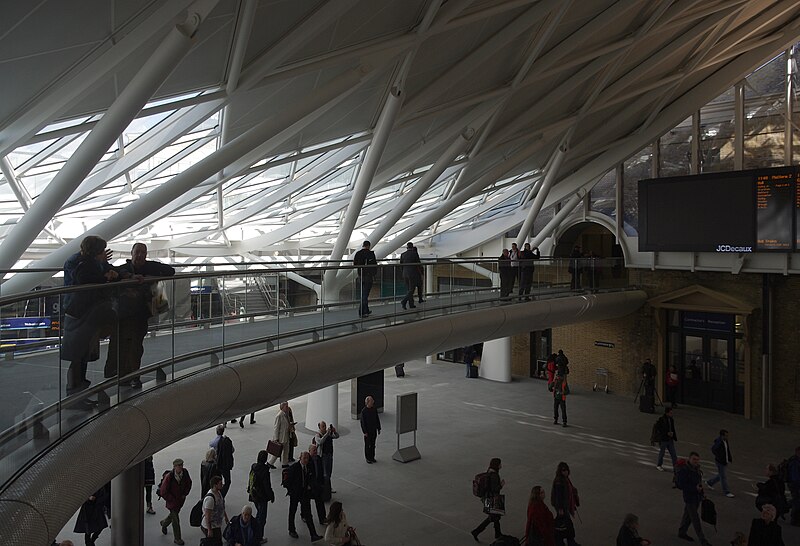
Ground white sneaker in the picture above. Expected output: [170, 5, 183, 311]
[725, 492, 735, 498]
[656, 465, 665, 471]
[705, 481, 714, 490]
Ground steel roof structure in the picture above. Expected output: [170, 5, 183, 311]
[1, 0, 800, 292]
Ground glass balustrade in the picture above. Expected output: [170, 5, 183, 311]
[0, 257, 635, 490]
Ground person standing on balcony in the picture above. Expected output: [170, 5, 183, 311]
[518, 243, 540, 301]
[400, 242, 421, 310]
[498, 249, 513, 298]
[353, 241, 377, 317]
[413, 246, 425, 303]
[61, 235, 119, 395]
[509, 242, 520, 292]
[107, 242, 174, 388]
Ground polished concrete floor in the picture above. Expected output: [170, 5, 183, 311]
[58, 358, 800, 546]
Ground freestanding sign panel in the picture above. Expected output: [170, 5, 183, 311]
[393, 392, 421, 463]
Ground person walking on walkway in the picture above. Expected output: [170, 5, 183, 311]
[551, 462, 580, 546]
[360, 396, 381, 464]
[248, 449, 274, 541]
[202, 475, 229, 542]
[471, 457, 505, 541]
[145, 455, 156, 515]
[213, 425, 235, 497]
[74, 483, 109, 546]
[268, 402, 292, 468]
[400, 242, 421, 310]
[552, 373, 569, 427]
[525, 484, 554, 546]
[706, 429, 734, 498]
[353, 240, 377, 317]
[200, 449, 221, 500]
[676, 451, 711, 545]
[655, 407, 679, 473]
[285, 451, 323, 542]
[160, 458, 192, 546]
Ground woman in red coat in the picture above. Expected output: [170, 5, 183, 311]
[525, 485, 555, 546]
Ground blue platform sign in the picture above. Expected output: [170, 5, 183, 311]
[0, 317, 51, 330]
[682, 312, 733, 332]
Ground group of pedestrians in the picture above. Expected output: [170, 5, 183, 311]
[61, 236, 175, 397]
[498, 243, 541, 299]
[471, 458, 588, 546]
[650, 404, 793, 544]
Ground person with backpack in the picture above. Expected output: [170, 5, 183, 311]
[471, 457, 505, 541]
[248, 450, 274, 541]
[676, 451, 711, 545]
[706, 429, 734, 498]
[552, 374, 569, 427]
[550, 462, 580, 546]
[202, 475, 229, 542]
[655, 407, 679, 473]
[160, 458, 193, 546]
[223, 505, 263, 546]
[787, 446, 800, 526]
[211, 425, 235, 497]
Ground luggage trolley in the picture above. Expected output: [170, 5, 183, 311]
[593, 367, 610, 393]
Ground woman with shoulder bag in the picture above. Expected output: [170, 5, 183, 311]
[325, 501, 360, 545]
[550, 462, 580, 546]
[471, 458, 505, 541]
[525, 485, 555, 546]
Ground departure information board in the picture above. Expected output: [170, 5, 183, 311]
[639, 166, 800, 253]
[755, 170, 795, 251]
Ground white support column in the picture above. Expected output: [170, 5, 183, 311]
[480, 337, 512, 382]
[735, 81, 745, 170]
[691, 110, 701, 174]
[530, 189, 588, 249]
[305, 384, 339, 431]
[0, 0, 220, 271]
[334, 126, 476, 284]
[515, 138, 569, 246]
[322, 85, 405, 288]
[786, 47, 795, 165]
[3, 66, 372, 295]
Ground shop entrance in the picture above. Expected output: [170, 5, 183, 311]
[668, 311, 743, 414]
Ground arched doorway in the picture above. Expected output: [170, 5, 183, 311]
[552, 221, 620, 260]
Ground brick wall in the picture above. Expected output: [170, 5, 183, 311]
[547, 270, 800, 425]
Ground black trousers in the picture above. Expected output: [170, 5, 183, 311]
[554, 398, 567, 423]
[519, 268, 533, 296]
[364, 432, 377, 461]
[288, 494, 318, 536]
[401, 275, 419, 307]
[473, 514, 502, 538]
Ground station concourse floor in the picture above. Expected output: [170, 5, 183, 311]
[59, 358, 800, 546]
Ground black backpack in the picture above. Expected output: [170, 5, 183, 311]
[700, 498, 717, 530]
[216, 436, 234, 470]
[473, 472, 489, 497]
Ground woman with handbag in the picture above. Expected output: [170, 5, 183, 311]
[471, 458, 505, 541]
[525, 485, 555, 546]
[324, 501, 360, 545]
[550, 462, 580, 546]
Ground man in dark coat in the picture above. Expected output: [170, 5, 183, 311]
[74, 483, 110, 546]
[353, 240, 377, 317]
[285, 451, 322, 541]
[498, 249, 513, 298]
[308, 444, 328, 525]
[518, 243, 539, 300]
[676, 452, 711, 545]
[360, 395, 381, 463]
[655, 407, 678, 473]
[159, 458, 192, 545]
[248, 450, 274, 534]
[399, 242, 421, 310]
[223, 505, 263, 546]
[106, 242, 175, 387]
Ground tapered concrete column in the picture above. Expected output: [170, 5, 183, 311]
[111, 462, 145, 546]
[305, 384, 338, 431]
[480, 337, 512, 383]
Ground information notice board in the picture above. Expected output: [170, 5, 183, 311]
[755, 170, 796, 251]
[639, 166, 800, 253]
